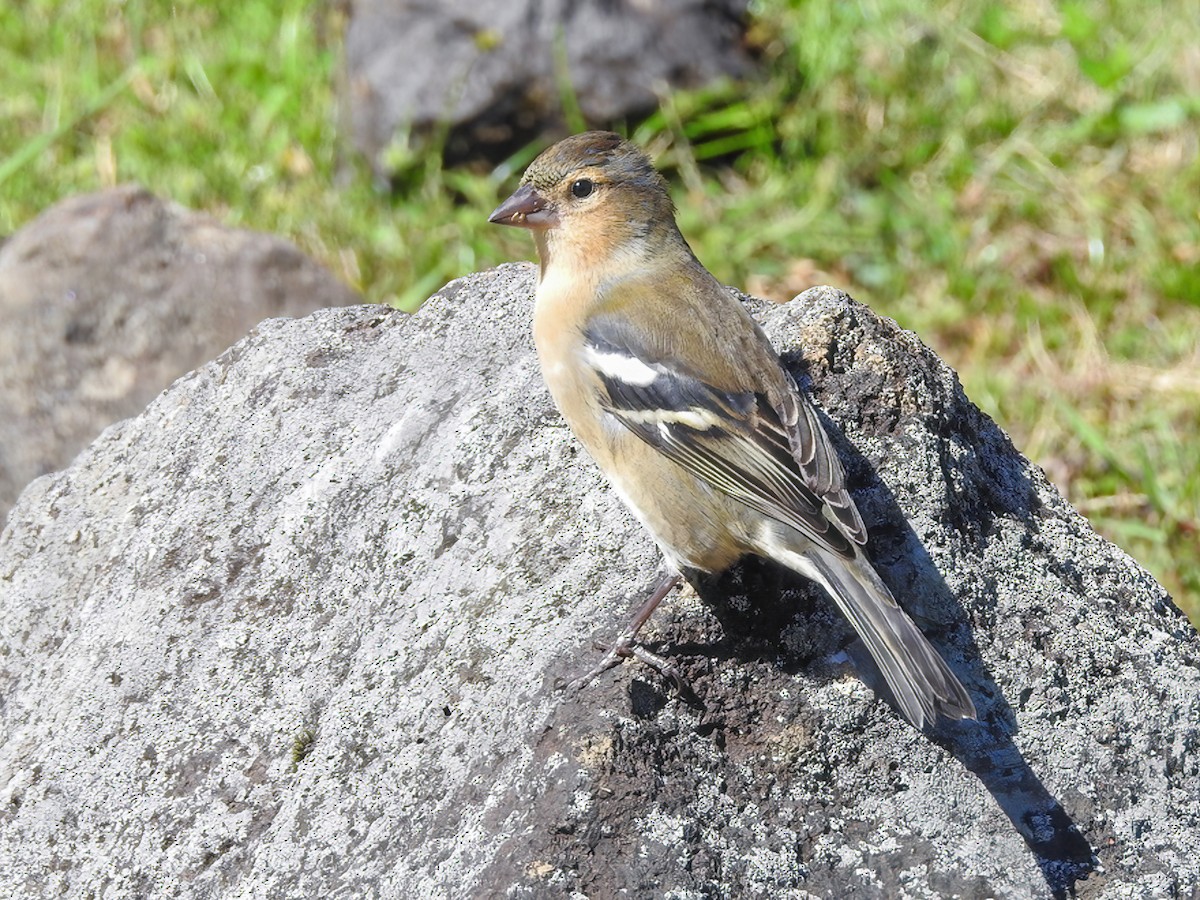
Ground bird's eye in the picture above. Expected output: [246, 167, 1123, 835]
[570, 178, 595, 199]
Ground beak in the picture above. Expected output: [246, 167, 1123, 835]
[488, 183, 557, 228]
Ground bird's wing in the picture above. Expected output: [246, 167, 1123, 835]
[770, 369, 867, 545]
[582, 318, 864, 558]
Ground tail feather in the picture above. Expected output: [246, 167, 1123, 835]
[783, 546, 976, 728]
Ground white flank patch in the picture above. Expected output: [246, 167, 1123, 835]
[757, 525, 825, 585]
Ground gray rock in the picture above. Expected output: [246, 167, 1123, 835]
[343, 0, 752, 169]
[0, 186, 361, 524]
[0, 263, 1195, 898]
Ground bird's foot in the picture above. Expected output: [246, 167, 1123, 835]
[564, 631, 687, 694]
[559, 572, 688, 694]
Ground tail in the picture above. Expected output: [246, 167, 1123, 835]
[776, 544, 976, 728]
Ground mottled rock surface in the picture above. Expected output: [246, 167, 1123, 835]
[344, 0, 751, 169]
[1, 264, 1196, 898]
[0, 185, 361, 523]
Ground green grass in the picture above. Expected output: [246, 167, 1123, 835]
[2, 0, 1197, 618]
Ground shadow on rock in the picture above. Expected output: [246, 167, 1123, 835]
[687, 406, 1098, 897]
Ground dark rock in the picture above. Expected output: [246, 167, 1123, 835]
[0, 264, 1195, 897]
[0, 186, 361, 523]
[343, 0, 752, 170]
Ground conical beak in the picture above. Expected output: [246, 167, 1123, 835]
[488, 183, 557, 228]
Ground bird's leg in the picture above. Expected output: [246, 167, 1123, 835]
[567, 573, 684, 691]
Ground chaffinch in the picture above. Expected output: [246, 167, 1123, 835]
[489, 131, 975, 728]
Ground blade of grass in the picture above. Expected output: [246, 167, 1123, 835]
[0, 64, 141, 189]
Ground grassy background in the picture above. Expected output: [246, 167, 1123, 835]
[3, 0, 1197, 619]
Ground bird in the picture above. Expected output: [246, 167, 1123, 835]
[488, 131, 976, 728]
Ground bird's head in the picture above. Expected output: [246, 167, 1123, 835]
[489, 132, 678, 270]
